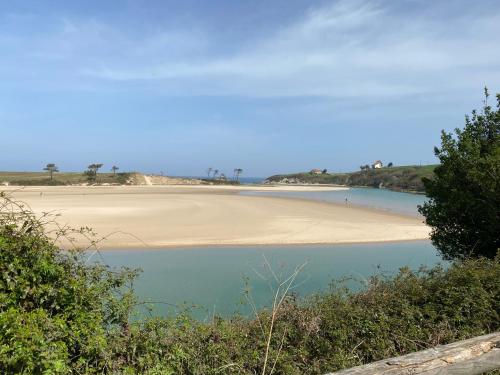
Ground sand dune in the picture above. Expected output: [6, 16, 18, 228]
[3, 185, 429, 249]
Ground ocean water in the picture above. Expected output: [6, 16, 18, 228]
[96, 241, 441, 319]
[238, 177, 265, 184]
[243, 187, 428, 216]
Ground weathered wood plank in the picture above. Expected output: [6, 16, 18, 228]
[327, 331, 500, 375]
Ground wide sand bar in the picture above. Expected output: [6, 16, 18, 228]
[3, 185, 429, 249]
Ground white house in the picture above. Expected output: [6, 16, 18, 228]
[310, 168, 323, 174]
[373, 160, 383, 169]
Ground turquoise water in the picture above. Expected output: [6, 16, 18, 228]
[243, 187, 427, 216]
[96, 241, 440, 319]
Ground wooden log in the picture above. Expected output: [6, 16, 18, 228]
[327, 331, 500, 375]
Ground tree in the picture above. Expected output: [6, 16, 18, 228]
[388, 162, 393, 168]
[207, 167, 213, 178]
[212, 169, 219, 179]
[43, 163, 58, 181]
[233, 168, 243, 181]
[94, 163, 103, 174]
[322, 168, 327, 174]
[111, 165, 119, 176]
[418, 89, 499, 260]
[85, 163, 103, 183]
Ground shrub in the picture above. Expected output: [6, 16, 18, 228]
[0, 193, 137, 373]
[0, 192, 499, 373]
[419, 89, 500, 259]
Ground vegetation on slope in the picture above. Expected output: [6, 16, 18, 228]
[0, 192, 498, 374]
[200, 178, 241, 185]
[0, 171, 137, 186]
[266, 165, 436, 192]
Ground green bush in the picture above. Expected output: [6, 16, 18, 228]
[0, 193, 498, 373]
[100, 258, 498, 375]
[8, 178, 67, 186]
[0, 194, 137, 374]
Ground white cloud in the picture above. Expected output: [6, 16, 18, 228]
[2, 1, 500, 98]
[79, 0, 500, 98]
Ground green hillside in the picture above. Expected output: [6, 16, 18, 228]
[0, 171, 137, 186]
[266, 165, 437, 192]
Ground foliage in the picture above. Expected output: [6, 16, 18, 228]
[8, 178, 67, 186]
[43, 163, 59, 181]
[0, 194, 138, 374]
[83, 169, 97, 182]
[201, 178, 240, 185]
[0, 193, 499, 373]
[419, 89, 500, 260]
[85, 164, 104, 183]
[0, 171, 134, 186]
[266, 165, 436, 192]
[104, 257, 498, 375]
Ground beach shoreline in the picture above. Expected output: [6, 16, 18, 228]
[2, 185, 429, 250]
[82, 238, 432, 251]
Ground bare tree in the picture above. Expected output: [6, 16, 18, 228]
[212, 169, 219, 179]
[43, 163, 59, 181]
[111, 165, 119, 176]
[207, 167, 213, 178]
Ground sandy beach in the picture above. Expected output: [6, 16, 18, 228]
[2, 185, 429, 249]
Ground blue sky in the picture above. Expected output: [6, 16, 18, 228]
[1, 0, 499, 177]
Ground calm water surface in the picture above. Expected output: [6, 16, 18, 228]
[97, 241, 440, 319]
[243, 187, 427, 216]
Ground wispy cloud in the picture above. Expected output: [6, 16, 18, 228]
[1, 0, 500, 98]
[78, 0, 500, 97]
[2, 0, 499, 174]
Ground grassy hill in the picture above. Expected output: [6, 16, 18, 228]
[0, 171, 138, 186]
[266, 165, 437, 192]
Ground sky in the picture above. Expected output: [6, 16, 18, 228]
[1, 0, 499, 177]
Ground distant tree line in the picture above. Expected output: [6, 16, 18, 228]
[42, 163, 121, 184]
[206, 167, 244, 182]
